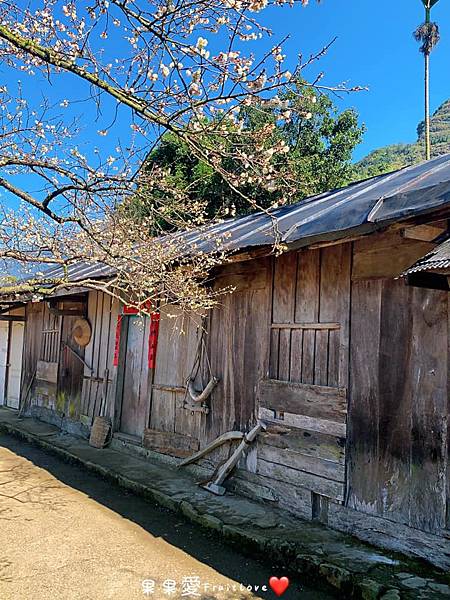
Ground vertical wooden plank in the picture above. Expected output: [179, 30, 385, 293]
[378, 279, 412, 525]
[319, 244, 351, 389]
[206, 258, 271, 443]
[106, 299, 121, 372]
[327, 329, 340, 388]
[94, 292, 105, 378]
[314, 329, 329, 386]
[295, 249, 320, 323]
[98, 294, 111, 375]
[289, 329, 303, 383]
[90, 291, 105, 416]
[301, 330, 316, 384]
[408, 287, 447, 533]
[94, 293, 112, 417]
[205, 297, 224, 443]
[278, 328, 291, 381]
[138, 314, 151, 431]
[273, 252, 297, 323]
[42, 304, 48, 361]
[58, 314, 85, 419]
[174, 313, 201, 440]
[347, 278, 382, 514]
[151, 306, 182, 433]
[150, 389, 176, 433]
[242, 288, 267, 428]
[20, 302, 43, 409]
[269, 328, 280, 379]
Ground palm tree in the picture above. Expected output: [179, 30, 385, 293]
[414, 0, 441, 160]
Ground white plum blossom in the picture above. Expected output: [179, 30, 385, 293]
[0, 0, 354, 312]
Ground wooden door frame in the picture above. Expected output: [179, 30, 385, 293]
[112, 314, 130, 433]
[113, 313, 156, 438]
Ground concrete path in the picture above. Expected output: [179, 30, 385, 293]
[0, 408, 449, 599]
[0, 432, 329, 600]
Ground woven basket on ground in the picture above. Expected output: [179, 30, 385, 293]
[89, 416, 111, 449]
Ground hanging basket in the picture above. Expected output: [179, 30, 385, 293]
[89, 416, 111, 449]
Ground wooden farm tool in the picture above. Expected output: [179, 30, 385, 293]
[179, 421, 267, 496]
[202, 421, 266, 495]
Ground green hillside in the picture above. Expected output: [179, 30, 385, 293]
[356, 99, 450, 179]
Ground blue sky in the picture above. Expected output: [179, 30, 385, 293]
[2, 0, 449, 180]
[261, 0, 449, 160]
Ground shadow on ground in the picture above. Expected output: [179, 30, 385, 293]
[0, 433, 333, 599]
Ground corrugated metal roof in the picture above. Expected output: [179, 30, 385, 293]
[403, 237, 450, 275]
[41, 261, 115, 282]
[9, 153, 450, 289]
[183, 153, 450, 255]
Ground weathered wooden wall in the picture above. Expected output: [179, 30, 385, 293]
[342, 228, 450, 564]
[15, 228, 450, 567]
[206, 257, 272, 441]
[253, 245, 351, 513]
[348, 271, 448, 535]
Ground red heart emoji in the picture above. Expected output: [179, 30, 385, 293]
[269, 576, 290, 597]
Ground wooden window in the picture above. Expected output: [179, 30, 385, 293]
[269, 322, 341, 387]
[39, 305, 61, 363]
[269, 244, 350, 390]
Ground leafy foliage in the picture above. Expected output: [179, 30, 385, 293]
[128, 85, 364, 222]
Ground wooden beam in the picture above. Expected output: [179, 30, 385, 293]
[48, 307, 85, 316]
[308, 234, 363, 250]
[143, 428, 199, 457]
[259, 407, 347, 437]
[271, 322, 340, 330]
[260, 427, 346, 464]
[259, 379, 347, 423]
[227, 247, 272, 264]
[0, 304, 25, 315]
[0, 315, 25, 322]
[256, 458, 345, 501]
[352, 231, 434, 280]
[402, 224, 446, 242]
[258, 443, 346, 482]
[152, 383, 185, 393]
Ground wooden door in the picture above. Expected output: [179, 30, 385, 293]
[147, 306, 203, 454]
[58, 315, 85, 419]
[5, 321, 25, 409]
[119, 315, 150, 438]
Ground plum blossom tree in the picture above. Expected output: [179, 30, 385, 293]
[0, 0, 357, 312]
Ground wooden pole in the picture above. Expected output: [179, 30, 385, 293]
[425, 51, 431, 160]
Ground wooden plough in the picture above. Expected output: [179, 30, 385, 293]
[178, 421, 267, 496]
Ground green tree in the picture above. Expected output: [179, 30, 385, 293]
[414, 0, 441, 160]
[130, 85, 364, 223]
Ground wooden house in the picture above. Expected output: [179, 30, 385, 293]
[3, 155, 450, 569]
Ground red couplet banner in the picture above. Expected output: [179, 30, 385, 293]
[113, 314, 122, 367]
[148, 312, 160, 369]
